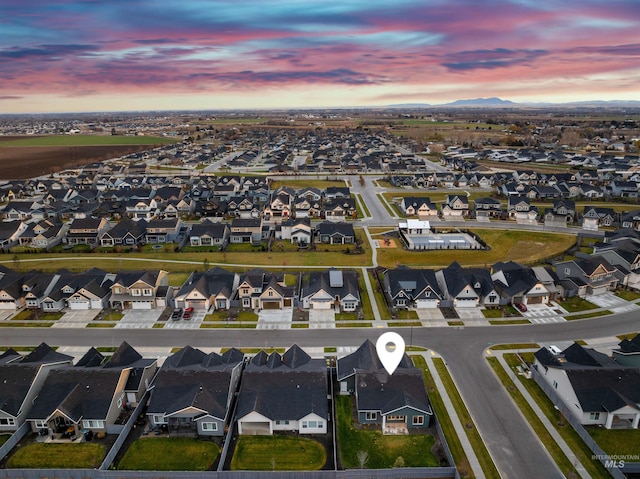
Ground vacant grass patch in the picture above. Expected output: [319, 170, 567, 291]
[335, 312, 357, 321]
[489, 319, 531, 325]
[587, 428, 640, 457]
[86, 323, 116, 328]
[337, 322, 372, 328]
[8, 443, 105, 469]
[237, 311, 258, 322]
[231, 436, 325, 471]
[118, 437, 219, 471]
[0, 435, 10, 447]
[396, 310, 419, 319]
[335, 395, 438, 469]
[567, 310, 611, 320]
[448, 321, 464, 326]
[616, 290, 640, 301]
[482, 309, 505, 319]
[388, 321, 422, 327]
[558, 297, 598, 313]
[490, 343, 540, 351]
[0, 135, 176, 147]
[200, 322, 256, 329]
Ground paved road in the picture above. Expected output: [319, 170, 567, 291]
[2, 311, 638, 478]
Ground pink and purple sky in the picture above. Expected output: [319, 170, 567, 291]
[1, 0, 639, 113]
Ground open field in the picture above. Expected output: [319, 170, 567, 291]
[0, 135, 177, 179]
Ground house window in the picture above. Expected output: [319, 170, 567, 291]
[387, 415, 405, 421]
[412, 416, 425, 426]
[553, 380, 558, 389]
[201, 422, 218, 431]
[397, 299, 407, 306]
[365, 412, 377, 421]
[113, 287, 122, 294]
[275, 420, 290, 425]
[302, 420, 318, 429]
[143, 289, 152, 296]
[242, 298, 250, 307]
[589, 412, 600, 421]
[131, 289, 141, 296]
[564, 268, 570, 275]
[268, 291, 273, 297]
[153, 415, 167, 424]
[0, 418, 15, 426]
[34, 420, 46, 429]
[82, 420, 104, 429]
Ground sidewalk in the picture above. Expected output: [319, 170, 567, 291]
[490, 351, 589, 479]
[421, 353, 486, 479]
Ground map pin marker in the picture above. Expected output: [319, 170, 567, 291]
[376, 332, 405, 375]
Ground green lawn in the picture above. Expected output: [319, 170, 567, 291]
[558, 297, 598, 313]
[587, 428, 640, 457]
[432, 358, 500, 478]
[0, 434, 10, 447]
[396, 310, 419, 319]
[335, 395, 438, 469]
[231, 436, 325, 471]
[616, 290, 640, 301]
[7, 443, 105, 469]
[0, 135, 177, 147]
[118, 438, 219, 471]
[237, 311, 258, 321]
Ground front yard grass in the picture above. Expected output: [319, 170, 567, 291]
[337, 322, 372, 328]
[7, 443, 105, 469]
[237, 311, 258, 321]
[616, 290, 640, 301]
[396, 310, 419, 319]
[587, 428, 640, 457]
[118, 437, 219, 471]
[11, 310, 63, 321]
[231, 435, 325, 471]
[335, 395, 438, 469]
[0, 434, 10, 447]
[558, 297, 598, 313]
[488, 319, 530, 325]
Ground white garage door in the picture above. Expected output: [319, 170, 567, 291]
[132, 301, 153, 310]
[312, 300, 332, 310]
[416, 299, 438, 309]
[455, 298, 478, 308]
[69, 301, 90, 310]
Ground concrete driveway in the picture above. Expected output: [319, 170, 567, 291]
[116, 310, 163, 329]
[586, 292, 639, 313]
[52, 309, 101, 328]
[415, 308, 447, 327]
[309, 309, 335, 329]
[257, 309, 293, 330]
[163, 310, 206, 329]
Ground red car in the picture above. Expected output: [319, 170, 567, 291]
[182, 307, 194, 320]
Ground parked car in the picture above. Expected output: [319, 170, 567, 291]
[183, 307, 194, 320]
[171, 308, 183, 320]
[515, 303, 527, 312]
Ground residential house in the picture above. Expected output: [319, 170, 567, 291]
[0, 343, 73, 432]
[236, 345, 328, 435]
[300, 268, 360, 312]
[613, 334, 640, 368]
[188, 222, 229, 248]
[401, 197, 438, 218]
[336, 340, 432, 434]
[27, 342, 157, 437]
[146, 346, 244, 437]
[436, 262, 500, 308]
[277, 217, 312, 246]
[109, 270, 170, 310]
[383, 267, 442, 309]
[65, 217, 110, 247]
[236, 269, 294, 310]
[316, 221, 355, 245]
[144, 218, 183, 244]
[324, 197, 357, 221]
[533, 343, 640, 429]
[552, 199, 576, 224]
[491, 261, 550, 306]
[99, 219, 146, 248]
[582, 206, 616, 231]
[0, 221, 28, 249]
[41, 269, 113, 311]
[0, 271, 29, 310]
[474, 197, 503, 218]
[441, 194, 469, 217]
[507, 196, 537, 221]
[555, 256, 620, 298]
[620, 210, 640, 231]
[229, 218, 262, 244]
[173, 267, 236, 311]
[594, 240, 640, 291]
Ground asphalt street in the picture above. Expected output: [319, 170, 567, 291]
[2, 311, 638, 478]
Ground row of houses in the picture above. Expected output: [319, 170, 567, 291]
[384, 255, 624, 310]
[0, 341, 433, 439]
[0, 265, 361, 314]
[534, 336, 640, 429]
[0, 216, 357, 251]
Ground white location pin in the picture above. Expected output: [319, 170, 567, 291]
[376, 332, 405, 375]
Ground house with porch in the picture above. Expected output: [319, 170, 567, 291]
[436, 262, 501, 308]
[336, 340, 432, 434]
[316, 221, 355, 245]
[236, 345, 328, 435]
[99, 219, 146, 248]
[173, 268, 237, 311]
[491, 261, 551, 306]
[146, 346, 244, 437]
[188, 222, 229, 248]
[64, 217, 110, 247]
[555, 256, 620, 297]
[441, 194, 469, 217]
[0, 343, 73, 432]
[383, 267, 442, 309]
[109, 270, 170, 310]
[300, 268, 360, 312]
[534, 343, 640, 429]
[27, 342, 157, 438]
[236, 270, 294, 310]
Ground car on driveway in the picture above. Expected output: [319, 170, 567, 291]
[171, 308, 183, 320]
[515, 303, 527, 312]
[182, 307, 194, 320]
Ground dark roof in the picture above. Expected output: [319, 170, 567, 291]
[175, 268, 235, 300]
[316, 221, 355, 237]
[21, 343, 73, 365]
[337, 340, 412, 381]
[440, 262, 495, 298]
[0, 363, 41, 416]
[0, 348, 21, 365]
[385, 267, 442, 301]
[301, 269, 361, 302]
[75, 347, 105, 368]
[566, 368, 640, 413]
[535, 343, 619, 369]
[236, 345, 328, 421]
[103, 342, 143, 369]
[356, 369, 432, 416]
[617, 334, 640, 354]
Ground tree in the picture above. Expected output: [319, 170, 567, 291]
[393, 456, 405, 468]
[356, 450, 369, 469]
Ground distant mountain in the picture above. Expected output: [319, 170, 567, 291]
[444, 97, 516, 107]
[387, 103, 432, 107]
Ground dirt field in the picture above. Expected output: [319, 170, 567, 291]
[0, 144, 162, 180]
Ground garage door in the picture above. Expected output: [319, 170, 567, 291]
[528, 296, 544, 304]
[188, 300, 207, 310]
[132, 301, 153, 310]
[312, 300, 332, 310]
[416, 299, 438, 309]
[455, 298, 477, 308]
[262, 301, 281, 310]
[69, 301, 90, 310]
